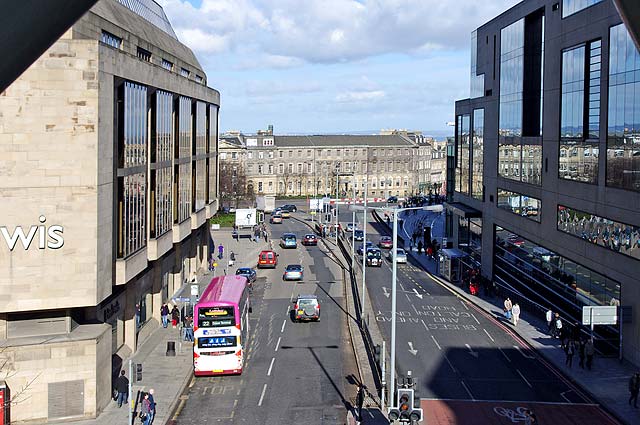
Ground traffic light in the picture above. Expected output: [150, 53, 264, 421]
[388, 388, 422, 423]
[135, 363, 143, 382]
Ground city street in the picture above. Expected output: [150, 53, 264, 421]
[174, 212, 359, 424]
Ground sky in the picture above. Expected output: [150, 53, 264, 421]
[159, 0, 519, 137]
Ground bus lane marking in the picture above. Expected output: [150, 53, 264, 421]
[461, 380, 475, 400]
[516, 369, 533, 388]
[267, 357, 275, 376]
[483, 328, 495, 342]
[258, 384, 268, 406]
[498, 347, 512, 363]
[471, 313, 480, 324]
[275, 336, 281, 352]
[281, 319, 286, 333]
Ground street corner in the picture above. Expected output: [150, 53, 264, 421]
[421, 399, 620, 425]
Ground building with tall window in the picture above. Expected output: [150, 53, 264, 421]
[0, 0, 219, 421]
[449, 0, 640, 365]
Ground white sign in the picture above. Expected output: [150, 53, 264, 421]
[309, 198, 324, 211]
[0, 215, 64, 250]
[582, 305, 618, 325]
[235, 209, 257, 227]
[191, 284, 199, 296]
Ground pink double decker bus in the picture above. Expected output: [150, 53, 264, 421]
[193, 275, 251, 376]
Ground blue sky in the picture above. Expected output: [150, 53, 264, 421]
[160, 0, 519, 137]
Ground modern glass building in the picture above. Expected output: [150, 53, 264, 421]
[450, 0, 640, 365]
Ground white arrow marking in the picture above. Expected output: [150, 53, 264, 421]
[412, 288, 423, 299]
[465, 343, 479, 358]
[382, 287, 390, 298]
[408, 342, 418, 356]
[513, 345, 535, 359]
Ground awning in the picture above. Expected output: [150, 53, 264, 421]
[444, 202, 482, 218]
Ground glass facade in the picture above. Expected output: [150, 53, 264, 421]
[558, 205, 640, 261]
[560, 41, 600, 184]
[151, 90, 173, 239]
[455, 114, 470, 194]
[117, 82, 147, 258]
[472, 109, 484, 199]
[208, 104, 219, 203]
[470, 30, 485, 99]
[499, 19, 524, 138]
[562, 0, 603, 18]
[497, 188, 540, 221]
[194, 102, 207, 211]
[176, 96, 192, 223]
[494, 226, 620, 355]
[606, 24, 640, 192]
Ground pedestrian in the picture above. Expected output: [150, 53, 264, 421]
[585, 338, 595, 370]
[170, 304, 180, 328]
[504, 298, 513, 320]
[184, 315, 194, 342]
[565, 339, 575, 368]
[512, 302, 521, 326]
[629, 372, 640, 408]
[148, 389, 156, 424]
[140, 392, 152, 425]
[554, 314, 563, 338]
[578, 338, 586, 369]
[209, 253, 215, 271]
[263, 229, 268, 242]
[160, 303, 169, 328]
[426, 245, 433, 258]
[417, 241, 423, 254]
[546, 308, 553, 334]
[218, 243, 224, 259]
[190, 271, 197, 283]
[135, 303, 141, 329]
[523, 409, 537, 424]
[114, 370, 129, 408]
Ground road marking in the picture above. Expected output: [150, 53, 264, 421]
[399, 282, 406, 291]
[461, 380, 475, 400]
[411, 304, 419, 315]
[267, 357, 275, 376]
[275, 336, 281, 352]
[444, 355, 457, 373]
[560, 391, 571, 403]
[470, 313, 480, 324]
[464, 343, 479, 358]
[281, 319, 286, 333]
[431, 335, 442, 350]
[230, 399, 238, 418]
[483, 328, 495, 342]
[405, 293, 411, 301]
[408, 341, 418, 355]
[513, 345, 536, 359]
[258, 384, 268, 406]
[516, 369, 533, 388]
[498, 347, 511, 362]
[460, 300, 469, 310]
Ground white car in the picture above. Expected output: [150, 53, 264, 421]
[389, 248, 407, 264]
[346, 223, 357, 232]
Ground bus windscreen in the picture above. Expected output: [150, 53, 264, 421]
[197, 336, 237, 349]
[198, 306, 235, 328]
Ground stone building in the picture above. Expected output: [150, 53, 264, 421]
[0, 0, 219, 421]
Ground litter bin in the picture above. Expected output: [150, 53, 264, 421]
[166, 341, 176, 356]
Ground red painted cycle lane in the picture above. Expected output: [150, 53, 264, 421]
[422, 399, 619, 425]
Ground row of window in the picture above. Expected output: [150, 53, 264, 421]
[250, 177, 412, 194]
[497, 188, 541, 222]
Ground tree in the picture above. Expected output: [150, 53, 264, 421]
[1, 345, 41, 412]
[219, 162, 247, 208]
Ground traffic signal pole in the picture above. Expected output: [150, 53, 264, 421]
[128, 359, 132, 425]
[390, 209, 398, 405]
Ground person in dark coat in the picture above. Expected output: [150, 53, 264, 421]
[170, 305, 180, 328]
[160, 303, 169, 328]
[114, 370, 129, 408]
[148, 388, 157, 423]
[629, 372, 640, 408]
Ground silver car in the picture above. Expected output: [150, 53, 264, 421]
[283, 264, 304, 281]
[388, 248, 407, 264]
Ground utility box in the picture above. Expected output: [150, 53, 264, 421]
[0, 381, 10, 425]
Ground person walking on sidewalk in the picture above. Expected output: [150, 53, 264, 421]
[218, 243, 224, 259]
[140, 392, 152, 425]
[565, 339, 575, 368]
[585, 338, 595, 370]
[512, 302, 521, 326]
[115, 370, 129, 408]
[417, 241, 423, 254]
[554, 314, 563, 338]
[160, 303, 169, 328]
[170, 304, 180, 328]
[148, 389, 156, 424]
[546, 308, 553, 334]
[263, 229, 268, 242]
[628, 372, 640, 408]
[578, 337, 586, 369]
[504, 298, 513, 320]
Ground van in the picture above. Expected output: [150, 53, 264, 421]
[257, 250, 278, 268]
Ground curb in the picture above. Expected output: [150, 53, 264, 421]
[163, 369, 193, 425]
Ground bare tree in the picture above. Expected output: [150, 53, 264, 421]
[1, 345, 41, 411]
[219, 163, 248, 208]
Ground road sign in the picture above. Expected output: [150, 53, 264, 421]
[582, 306, 617, 325]
[172, 296, 190, 303]
[190, 284, 199, 296]
[235, 208, 257, 227]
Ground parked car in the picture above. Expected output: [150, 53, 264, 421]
[302, 234, 318, 246]
[280, 204, 298, 213]
[283, 264, 304, 281]
[357, 241, 373, 255]
[354, 230, 364, 241]
[292, 294, 320, 322]
[270, 213, 283, 224]
[257, 250, 278, 268]
[280, 233, 297, 248]
[388, 248, 407, 264]
[235, 267, 257, 285]
[387, 196, 398, 203]
[378, 236, 393, 249]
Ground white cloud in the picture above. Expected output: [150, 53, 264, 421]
[335, 90, 385, 103]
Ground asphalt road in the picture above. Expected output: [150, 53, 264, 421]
[174, 214, 359, 424]
[351, 212, 618, 424]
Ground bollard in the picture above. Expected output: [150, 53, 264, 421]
[166, 341, 176, 356]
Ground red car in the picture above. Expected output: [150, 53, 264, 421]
[378, 236, 393, 249]
[257, 250, 278, 268]
[302, 234, 318, 246]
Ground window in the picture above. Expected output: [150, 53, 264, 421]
[258, 182, 263, 192]
[287, 163, 293, 173]
[472, 109, 484, 200]
[258, 165, 263, 174]
[268, 165, 273, 174]
[258, 151, 264, 159]
[150, 90, 173, 239]
[455, 114, 470, 194]
[247, 164, 254, 173]
[248, 152, 253, 159]
[470, 30, 485, 98]
[279, 151, 283, 158]
[497, 188, 540, 221]
[562, 0, 603, 18]
[231, 152, 237, 160]
[289, 150, 293, 158]
[307, 150, 312, 157]
[306, 163, 312, 173]
[194, 102, 207, 212]
[297, 163, 302, 173]
[195, 75, 203, 83]
[606, 24, 640, 192]
[279, 164, 284, 174]
[180, 68, 190, 77]
[161, 59, 173, 71]
[268, 151, 274, 159]
[137, 46, 151, 62]
[101, 30, 122, 48]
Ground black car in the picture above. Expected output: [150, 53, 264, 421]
[387, 196, 398, 203]
[354, 230, 364, 241]
[280, 204, 298, 213]
[236, 267, 257, 285]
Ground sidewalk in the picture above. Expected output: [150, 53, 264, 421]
[74, 227, 269, 425]
[396, 210, 639, 425]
